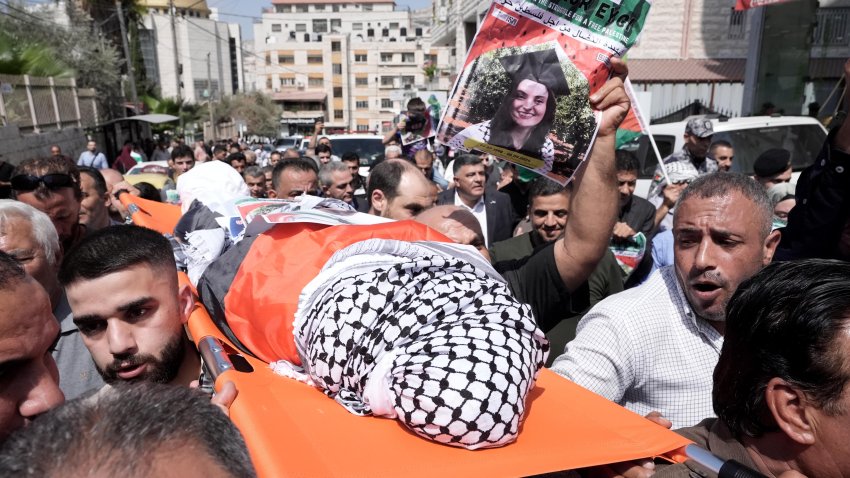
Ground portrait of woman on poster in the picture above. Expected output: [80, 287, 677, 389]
[448, 48, 570, 173]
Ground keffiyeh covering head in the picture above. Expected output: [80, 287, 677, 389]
[286, 239, 548, 449]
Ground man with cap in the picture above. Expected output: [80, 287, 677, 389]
[447, 48, 569, 175]
[647, 118, 718, 232]
[753, 148, 792, 189]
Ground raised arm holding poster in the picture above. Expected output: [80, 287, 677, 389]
[437, 0, 651, 184]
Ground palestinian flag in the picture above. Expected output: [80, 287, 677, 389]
[616, 78, 650, 149]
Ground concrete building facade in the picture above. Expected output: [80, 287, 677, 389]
[253, 0, 453, 135]
[138, 0, 245, 103]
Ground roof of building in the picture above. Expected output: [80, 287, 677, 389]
[627, 59, 747, 83]
[140, 0, 210, 14]
[272, 0, 394, 4]
[809, 57, 847, 79]
[274, 91, 328, 102]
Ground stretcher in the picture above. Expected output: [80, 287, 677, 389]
[122, 194, 691, 477]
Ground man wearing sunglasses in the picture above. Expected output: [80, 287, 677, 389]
[11, 157, 85, 252]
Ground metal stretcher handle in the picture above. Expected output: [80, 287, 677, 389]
[686, 444, 766, 478]
[198, 335, 235, 380]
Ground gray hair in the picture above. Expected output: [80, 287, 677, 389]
[0, 383, 257, 477]
[242, 165, 265, 180]
[0, 200, 60, 268]
[318, 161, 350, 187]
[384, 145, 402, 156]
[674, 172, 773, 239]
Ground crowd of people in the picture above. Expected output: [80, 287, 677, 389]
[0, 58, 848, 477]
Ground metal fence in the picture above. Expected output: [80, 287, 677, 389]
[0, 74, 99, 134]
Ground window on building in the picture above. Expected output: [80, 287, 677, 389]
[812, 7, 850, 45]
[278, 55, 294, 64]
[389, 22, 399, 29]
[400, 27, 407, 36]
[331, 41, 341, 52]
[356, 100, 369, 109]
[367, 28, 375, 37]
[401, 52, 415, 63]
[426, 53, 438, 64]
[308, 77, 323, 87]
[728, 8, 746, 40]
[415, 27, 423, 36]
[332, 4, 340, 12]
[276, 5, 291, 12]
[401, 75, 415, 87]
[382, 28, 389, 37]
[295, 4, 308, 12]
[380, 76, 395, 86]
[331, 19, 341, 30]
[333, 87, 343, 98]
[307, 55, 323, 64]
[352, 22, 363, 30]
[363, 4, 372, 11]
[357, 124, 370, 131]
[332, 63, 343, 74]
[295, 23, 307, 32]
[280, 77, 296, 86]
[381, 98, 393, 108]
[313, 19, 328, 33]
[355, 76, 369, 86]
[271, 24, 281, 32]
[380, 52, 393, 62]
[354, 54, 367, 63]
[334, 109, 344, 119]
[315, 4, 325, 10]
[266, 77, 273, 90]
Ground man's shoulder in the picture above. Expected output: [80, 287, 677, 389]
[484, 188, 511, 205]
[490, 233, 534, 263]
[436, 188, 455, 205]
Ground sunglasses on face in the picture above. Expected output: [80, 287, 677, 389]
[10, 173, 75, 191]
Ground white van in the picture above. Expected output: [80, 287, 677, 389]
[619, 116, 828, 198]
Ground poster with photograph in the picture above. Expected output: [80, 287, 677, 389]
[437, 0, 651, 184]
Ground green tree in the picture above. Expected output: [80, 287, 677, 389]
[213, 92, 282, 138]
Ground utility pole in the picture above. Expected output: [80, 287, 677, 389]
[207, 52, 215, 141]
[115, 0, 138, 116]
[169, 0, 181, 98]
[169, 0, 183, 136]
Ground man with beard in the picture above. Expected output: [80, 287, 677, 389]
[551, 172, 780, 428]
[58, 226, 212, 391]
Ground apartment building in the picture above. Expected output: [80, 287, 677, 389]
[254, 0, 453, 135]
[430, 0, 848, 119]
[138, 0, 245, 103]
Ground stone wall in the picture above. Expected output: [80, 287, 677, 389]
[0, 125, 88, 166]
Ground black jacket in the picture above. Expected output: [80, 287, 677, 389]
[436, 188, 517, 246]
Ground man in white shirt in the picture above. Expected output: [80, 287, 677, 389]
[436, 154, 515, 247]
[551, 172, 781, 428]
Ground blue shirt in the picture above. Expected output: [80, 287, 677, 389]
[77, 150, 108, 169]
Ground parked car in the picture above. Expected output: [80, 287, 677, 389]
[619, 115, 828, 198]
[323, 134, 386, 176]
[274, 136, 303, 152]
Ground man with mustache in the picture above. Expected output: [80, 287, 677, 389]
[57, 226, 233, 396]
[551, 172, 780, 428]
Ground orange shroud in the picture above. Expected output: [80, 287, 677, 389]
[124, 197, 691, 476]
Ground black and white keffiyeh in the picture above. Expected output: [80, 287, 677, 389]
[283, 239, 548, 449]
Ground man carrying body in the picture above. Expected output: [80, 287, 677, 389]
[11, 157, 85, 251]
[77, 140, 108, 169]
[268, 159, 320, 199]
[551, 172, 781, 428]
[0, 251, 65, 443]
[709, 140, 734, 172]
[226, 153, 247, 174]
[170, 144, 196, 179]
[0, 200, 103, 398]
[58, 226, 201, 388]
[318, 162, 355, 206]
[437, 155, 515, 247]
[651, 259, 850, 477]
[366, 159, 435, 220]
